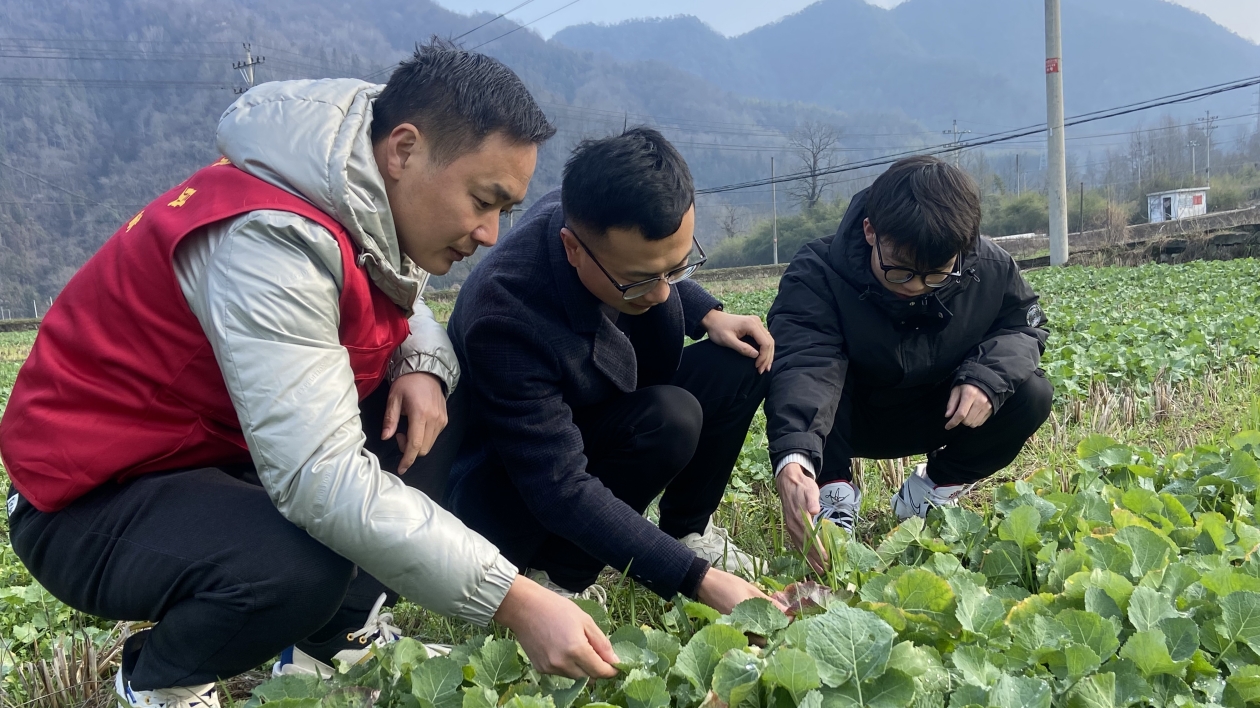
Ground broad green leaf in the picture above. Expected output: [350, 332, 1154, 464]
[1115, 526, 1172, 578]
[251, 675, 328, 703]
[819, 669, 916, 708]
[469, 638, 524, 688]
[1148, 674, 1193, 706]
[1063, 643, 1102, 680]
[886, 642, 930, 678]
[805, 603, 895, 687]
[610, 626, 648, 648]
[1220, 450, 1260, 491]
[1058, 609, 1121, 660]
[979, 541, 1024, 587]
[673, 624, 749, 692]
[623, 669, 670, 708]
[1118, 630, 1189, 678]
[986, 675, 1051, 708]
[1158, 616, 1200, 662]
[998, 506, 1042, 550]
[644, 628, 681, 672]
[954, 580, 1005, 638]
[462, 687, 498, 708]
[761, 647, 820, 703]
[685, 601, 722, 624]
[951, 646, 1002, 689]
[1126, 586, 1178, 632]
[1084, 587, 1125, 622]
[1230, 430, 1260, 455]
[1078, 434, 1120, 461]
[1064, 672, 1115, 708]
[541, 676, 587, 708]
[412, 657, 464, 708]
[939, 506, 986, 546]
[1081, 537, 1134, 576]
[572, 598, 611, 633]
[502, 696, 553, 708]
[1226, 664, 1260, 703]
[1220, 590, 1260, 655]
[712, 650, 761, 707]
[1200, 567, 1260, 596]
[728, 597, 790, 636]
[891, 568, 954, 623]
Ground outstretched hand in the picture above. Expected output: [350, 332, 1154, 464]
[382, 372, 448, 474]
[701, 309, 775, 374]
[493, 575, 620, 679]
[776, 462, 827, 573]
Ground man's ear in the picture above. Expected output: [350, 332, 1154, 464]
[382, 123, 427, 179]
[862, 218, 877, 247]
[559, 227, 583, 269]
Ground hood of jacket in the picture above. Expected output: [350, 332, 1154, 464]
[216, 78, 422, 312]
[827, 187, 977, 333]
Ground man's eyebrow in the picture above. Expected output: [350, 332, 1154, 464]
[625, 253, 691, 280]
[488, 183, 516, 204]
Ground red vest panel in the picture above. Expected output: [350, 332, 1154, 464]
[0, 161, 410, 512]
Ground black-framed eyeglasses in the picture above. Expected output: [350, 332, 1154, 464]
[873, 237, 961, 288]
[564, 224, 707, 301]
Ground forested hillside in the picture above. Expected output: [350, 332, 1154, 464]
[554, 0, 1260, 128]
[0, 0, 930, 311]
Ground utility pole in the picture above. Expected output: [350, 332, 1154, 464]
[233, 43, 265, 94]
[33, 299, 38, 318]
[771, 156, 779, 265]
[1198, 111, 1217, 188]
[1079, 182, 1085, 235]
[1188, 140, 1199, 178]
[1045, 0, 1069, 266]
[1015, 154, 1021, 196]
[1136, 132, 1143, 194]
[942, 120, 972, 167]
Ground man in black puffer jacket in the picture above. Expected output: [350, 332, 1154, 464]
[766, 155, 1051, 558]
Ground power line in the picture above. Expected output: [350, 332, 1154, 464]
[0, 159, 124, 217]
[469, 0, 586, 50]
[452, 0, 541, 41]
[697, 73, 1260, 194]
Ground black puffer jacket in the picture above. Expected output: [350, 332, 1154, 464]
[765, 188, 1049, 471]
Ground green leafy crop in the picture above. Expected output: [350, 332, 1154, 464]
[243, 430, 1260, 708]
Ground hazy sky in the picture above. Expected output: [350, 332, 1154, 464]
[432, 0, 1260, 43]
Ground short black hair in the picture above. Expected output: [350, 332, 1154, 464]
[562, 127, 694, 241]
[866, 155, 981, 269]
[371, 38, 555, 164]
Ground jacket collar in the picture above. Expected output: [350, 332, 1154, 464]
[544, 208, 638, 393]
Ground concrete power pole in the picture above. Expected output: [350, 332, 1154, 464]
[233, 43, 265, 94]
[1045, 0, 1069, 266]
[1188, 140, 1199, 178]
[1198, 111, 1217, 188]
[771, 157, 779, 266]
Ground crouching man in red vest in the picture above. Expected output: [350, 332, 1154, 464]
[0, 41, 618, 707]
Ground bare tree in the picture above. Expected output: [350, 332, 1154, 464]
[788, 122, 842, 210]
[717, 204, 749, 241]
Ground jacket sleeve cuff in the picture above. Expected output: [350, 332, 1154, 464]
[774, 453, 817, 478]
[677, 280, 721, 339]
[390, 350, 459, 395]
[678, 557, 710, 600]
[952, 367, 1004, 412]
[768, 433, 823, 473]
[450, 553, 519, 626]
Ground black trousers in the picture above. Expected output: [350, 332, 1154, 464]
[6, 380, 467, 690]
[817, 371, 1053, 486]
[462, 340, 770, 593]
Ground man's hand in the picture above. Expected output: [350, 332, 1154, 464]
[382, 372, 448, 474]
[701, 310, 775, 374]
[493, 575, 620, 679]
[775, 463, 827, 573]
[696, 568, 789, 615]
[945, 383, 993, 430]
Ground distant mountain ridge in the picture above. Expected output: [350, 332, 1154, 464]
[554, 0, 1260, 128]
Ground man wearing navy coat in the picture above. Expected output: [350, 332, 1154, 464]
[447, 128, 781, 614]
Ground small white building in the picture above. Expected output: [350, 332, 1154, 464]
[1147, 187, 1208, 223]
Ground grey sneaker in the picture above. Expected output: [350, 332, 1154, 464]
[114, 669, 219, 708]
[890, 463, 973, 520]
[679, 518, 762, 578]
[815, 481, 862, 532]
[524, 569, 608, 606]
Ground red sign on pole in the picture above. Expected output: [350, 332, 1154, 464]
[1046, 58, 1061, 74]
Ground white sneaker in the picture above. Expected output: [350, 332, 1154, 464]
[273, 592, 405, 678]
[524, 569, 609, 607]
[815, 481, 862, 532]
[114, 669, 219, 708]
[890, 463, 973, 520]
[679, 518, 762, 578]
